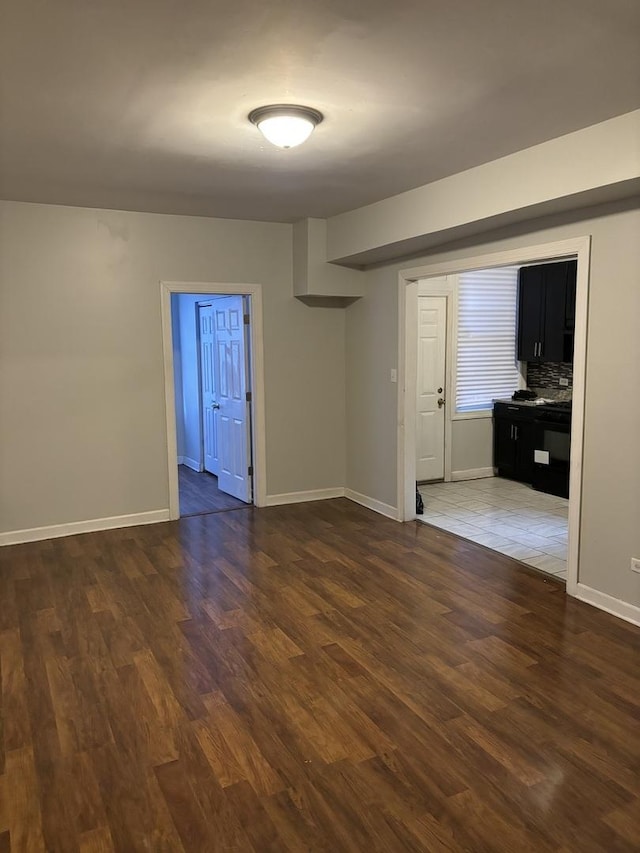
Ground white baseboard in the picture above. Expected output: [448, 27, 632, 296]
[574, 583, 640, 627]
[0, 509, 171, 547]
[177, 455, 184, 465]
[264, 487, 399, 523]
[344, 488, 399, 521]
[265, 488, 345, 507]
[182, 456, 202, 472]
[450, 467, 495, 482]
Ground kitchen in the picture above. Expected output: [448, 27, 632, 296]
[417, 258, 576, 581]
[493, 259, 576, 501]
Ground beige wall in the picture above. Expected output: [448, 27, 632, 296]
[0, 201, 346, 533]
[327, 111, 640, 264]
[346, 200, 640, 607]
[451, 419, 493, 474]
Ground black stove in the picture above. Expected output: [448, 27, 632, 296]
[532, 401, 572, 498]
[536, 400, 572, 423]
[542, 400, 572, 411]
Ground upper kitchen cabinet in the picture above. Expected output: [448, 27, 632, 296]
[517, 260, 577, 363]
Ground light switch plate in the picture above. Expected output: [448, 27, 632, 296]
[534, 449, 550, 465]
[390, 369, 397, 383]
[559, 377, 569, 387]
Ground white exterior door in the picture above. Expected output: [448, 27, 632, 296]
[214, 296, 252, 503]
[416, 296, 447, 481]
[199, 304, 219, 475]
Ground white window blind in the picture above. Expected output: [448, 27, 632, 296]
[455, 266, 520, 413]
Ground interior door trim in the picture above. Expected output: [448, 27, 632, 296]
[397, 235, 591, 601]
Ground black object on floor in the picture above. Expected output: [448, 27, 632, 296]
[416, 484, 424, 515]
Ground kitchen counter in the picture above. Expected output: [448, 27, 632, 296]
[494, 397, 572, 409]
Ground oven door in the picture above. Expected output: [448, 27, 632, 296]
[532, 416, 571, 498]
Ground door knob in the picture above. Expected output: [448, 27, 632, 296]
[211, 402, 220, 409]
[437, 397, 445, 408]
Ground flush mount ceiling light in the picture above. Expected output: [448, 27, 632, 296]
[249, 104, 323, 149]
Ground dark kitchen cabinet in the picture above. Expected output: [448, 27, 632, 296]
[517, 260, 577, 363]
[517, 265, 544, 362]
[514, 420, 535, 483]
[493, 403, 535, 484]
[494, 417, 518, 477]
[564, 260, 577, 329]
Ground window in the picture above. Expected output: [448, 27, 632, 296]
[455, 266, 521, 414]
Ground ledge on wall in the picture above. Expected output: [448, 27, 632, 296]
[293, 218, 364, 301]
[296, 295, 361, 308]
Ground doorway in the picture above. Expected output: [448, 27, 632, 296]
[160, 281, 267, 520]
[398, 236, 591, 596]
[171, 294, 253, 517]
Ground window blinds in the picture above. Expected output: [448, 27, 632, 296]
[455, 266, 520, 413]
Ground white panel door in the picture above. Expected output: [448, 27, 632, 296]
[214, 296, 252, 503]
[416, 296, 447, 481]
[199, 304, 219, 475]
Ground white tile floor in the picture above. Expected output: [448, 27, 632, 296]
[418, 477, 568, 581]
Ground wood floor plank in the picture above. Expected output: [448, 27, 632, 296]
[5, 747, 46, 853]
[1, 498, 639, 851]
[0, 774, 8, 835]
[77, 826, 115, 853]
[153, 758, 215, 853]
[0, 629, 30, 757]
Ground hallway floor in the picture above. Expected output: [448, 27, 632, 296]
[418, 477, 568, 581]
[178, 464, 248, 517]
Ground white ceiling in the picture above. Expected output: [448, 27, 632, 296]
[1, 0, 639, 222]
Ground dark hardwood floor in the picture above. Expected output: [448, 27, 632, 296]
[1, 499, 639, 852]
[178, 464, 248, 517]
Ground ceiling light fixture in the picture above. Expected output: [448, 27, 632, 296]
[249, 104, 323, 149]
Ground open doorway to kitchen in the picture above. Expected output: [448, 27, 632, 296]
[160, 281, 267, 520]
[399, 237, 590, 595]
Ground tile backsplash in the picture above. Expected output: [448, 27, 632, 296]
[526, 362, 573, 400]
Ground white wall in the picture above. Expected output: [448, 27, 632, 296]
[0, 201, 346, 534]
[345, 200, 640, 609]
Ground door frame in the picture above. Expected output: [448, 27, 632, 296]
[397, 236, 591, 597]
[160, 281, 267, 517]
